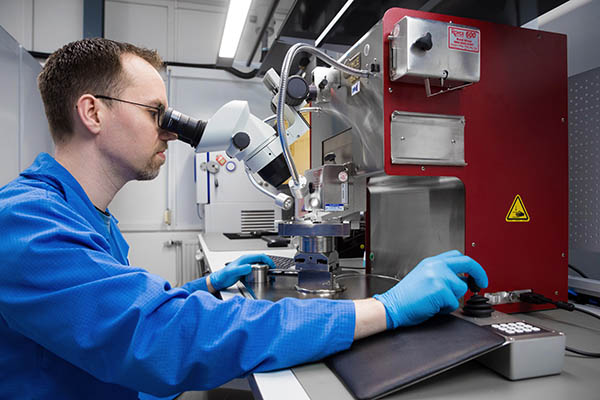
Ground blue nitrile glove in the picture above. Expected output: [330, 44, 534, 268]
[373, 250, 488, 329]
[210, 253, 276, 291]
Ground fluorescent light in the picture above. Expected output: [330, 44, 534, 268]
[219, 0, 253, 59]
[315, 0, 354, 47]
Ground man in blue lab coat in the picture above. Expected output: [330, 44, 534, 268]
[0, 38, 487, 399]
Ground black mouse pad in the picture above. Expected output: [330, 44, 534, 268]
[325, 314, 506, 400]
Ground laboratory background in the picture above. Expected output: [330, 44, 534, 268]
[1, 0, 600, 399]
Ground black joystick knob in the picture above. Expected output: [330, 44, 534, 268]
[462, 275, 493, 318]
[466, 275, 481, 293]
[413, 32, 433, 51]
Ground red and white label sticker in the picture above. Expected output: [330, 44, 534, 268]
[215, 154, 227, 166]
[448, 26, 480, 53]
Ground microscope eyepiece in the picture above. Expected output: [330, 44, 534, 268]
[160, 108, 206, 148]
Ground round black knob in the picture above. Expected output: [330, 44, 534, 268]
[467, 275, 481, 293]
[413, 32, 433, 51]
[232, 132, 250, 151]
[318, 77, 328, 90]
[286, 75, 309, 107]
[324, 152, 336, 163]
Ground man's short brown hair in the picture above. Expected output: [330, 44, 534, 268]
[38, 38, 163, 144]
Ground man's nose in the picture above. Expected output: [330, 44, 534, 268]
[160, 129, 178, 142]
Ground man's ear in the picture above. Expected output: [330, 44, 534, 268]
[74, 94, 103, 135]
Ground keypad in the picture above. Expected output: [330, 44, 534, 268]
[490, 322, 543, 336]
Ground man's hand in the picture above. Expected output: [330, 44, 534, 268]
[373, 250, 488, 329]
[208, 254, 276, 292]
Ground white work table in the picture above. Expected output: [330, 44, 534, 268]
[197, 232, 303, 399]
[197, 233, 600, 399]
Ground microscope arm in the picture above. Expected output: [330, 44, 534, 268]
[245, 167, 293, 211]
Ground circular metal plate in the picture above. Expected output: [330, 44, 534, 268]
[278, 221, 351, 237]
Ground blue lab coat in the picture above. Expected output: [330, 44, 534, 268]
[0, 153, 355, 399]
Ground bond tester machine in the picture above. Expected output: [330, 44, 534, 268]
[164, 7, 569, 394]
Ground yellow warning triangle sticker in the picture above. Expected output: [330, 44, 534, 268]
[506, 194, 530, 222]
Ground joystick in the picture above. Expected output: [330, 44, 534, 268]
[462, 275, 493, 318]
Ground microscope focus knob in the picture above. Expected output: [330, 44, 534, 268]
[286, 75, 309, 107]
[232, 132, 250, 151]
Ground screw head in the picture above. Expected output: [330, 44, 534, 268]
[471, 242, 476, 247]
[561, 253, 565, 258]
[369, 252, 375, 261]
[400, 136, 406, 141]
[561, 117, 565, 123]
[421, 166, 426, 171]
[451, 139, 456, 144]
[555, 291, 559, 295]
[388, 87, 393, 93]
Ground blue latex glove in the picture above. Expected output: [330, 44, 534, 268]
[373, 250, 488, 329]
[210, 253, 276, 291]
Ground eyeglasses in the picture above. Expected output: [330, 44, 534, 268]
[94, 95, 165, 127]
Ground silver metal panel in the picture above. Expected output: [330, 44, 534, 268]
[304, 164, 349, 211]
[368, 175, 464, 278]
[389, 16, 480, 85]
[310, 21, 385, 174]
[322, 128, 353, 165]
[390, 111, 466, 166]
[0, 26, 21, 186]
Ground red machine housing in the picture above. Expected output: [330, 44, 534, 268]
[371, 8, 568, 312]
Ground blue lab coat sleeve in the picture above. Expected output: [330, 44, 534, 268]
[180, 276, 209, 293]
[0, 177, 355, 397]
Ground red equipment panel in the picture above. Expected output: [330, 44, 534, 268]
[379, 9, 568, 312]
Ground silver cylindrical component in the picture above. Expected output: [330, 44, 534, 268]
[299, 236, 335, 253]
[245, 167, 293, 210]
[275, 193, 293, 210]
[278, 220, 350, 237]
[250, 264, 269, 284]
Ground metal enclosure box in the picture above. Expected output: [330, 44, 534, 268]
[304, 165, 349, 212]
[389, 16, 480, 86]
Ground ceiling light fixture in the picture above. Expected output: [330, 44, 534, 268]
[218, 0, 253, 59]
[315, 0, 354, 47]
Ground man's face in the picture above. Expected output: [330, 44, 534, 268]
[98, 54, 175, 181]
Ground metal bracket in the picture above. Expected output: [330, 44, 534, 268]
[484, 289, 532, 305]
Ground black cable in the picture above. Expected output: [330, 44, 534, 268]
[568, 264, 589, 279]
[519, 292, 600, 358]
[566, 303, 600, 357]
[565, 346, 600, 357]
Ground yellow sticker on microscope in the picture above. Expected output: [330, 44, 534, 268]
[505, 194, 530, 222]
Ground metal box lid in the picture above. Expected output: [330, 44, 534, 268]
[389, 16, 480, 87]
